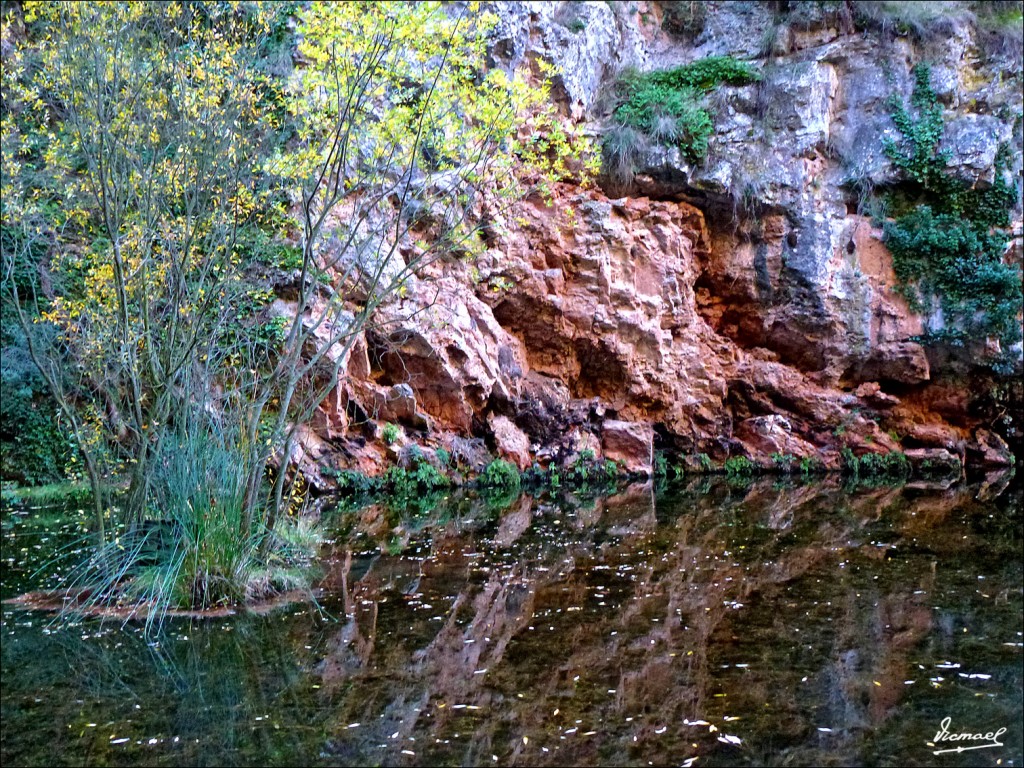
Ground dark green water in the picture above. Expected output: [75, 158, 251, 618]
[2, 477, 1022, 767]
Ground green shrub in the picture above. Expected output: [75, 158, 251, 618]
[333, 469, 381, 494]
[654, 452, 669, 477]
[724, 455, 758, 477]
[481, 459, 521, 490]
[380, 454, 450, 496]
[521, 462, 547, 485]
[881, 64, 1022, 365]
[799, 456, 824, 475]
[602, 459, 621, 479]
[567, 450, 596, 484]
[381, 465, 414, 495]
[639, 57, 761, 92]
[236, 224, 304, 271]
[411, 460, 450, 490]
[0, 312, 71, 485]
[614, 81, 713, 162]
[382, 422, 402, 445]
[840, 446, 860, 475]
[858, 451, 911, 477]
[771, 453, 796, 473]
[841, 448, 911, 479]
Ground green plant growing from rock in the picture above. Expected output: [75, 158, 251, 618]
[603, 56, 760, 182]
[881, 63, 1022, 369]
[480, 459, 521, 490]
[771, 453, 797, 473]
[602, 459, 621, 480]
[382, 423, 402, 446]
[654, 452, 669, 477]
[435, 448, 452, 467]
[841, 448, 911, 480]
[799, 456, 823, 475]
[724, 455, 758, 477]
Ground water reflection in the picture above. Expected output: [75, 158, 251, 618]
[2, 477, 1021, 767]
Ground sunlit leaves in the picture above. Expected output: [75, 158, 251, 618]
[2, 0, 594, 556]
[290, 1, 594, 200]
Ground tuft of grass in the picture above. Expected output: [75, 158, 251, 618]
[601, 123, 647, 189]
[971, 0, 1023, 62]
[613, 79, 712, 161]
[54, 432, 320, 636]
[381, 422, 402, 445]
[853, 0, 974, 39]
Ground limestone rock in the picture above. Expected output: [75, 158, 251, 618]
[904, 448, 963, 475]
[602, 420, 653, 475]
[968, 429, 1014, 468]
[293, 6, 1021, 479]
[854, 382, 900, 409]
[734, 415, 820, 460]
[944, 113, 1014, 182]
[854, 342, 931, 385]
[903, 422, 965, 452]
[486, 1, 645, 117]
[488, 414, 533, 470]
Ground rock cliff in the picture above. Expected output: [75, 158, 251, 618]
[301, 1, 1023, 483]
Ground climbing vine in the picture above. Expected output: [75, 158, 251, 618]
[881, 63, 1022, 370]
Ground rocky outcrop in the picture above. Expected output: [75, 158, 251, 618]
[487, 1, 648, 119]
[488, 414, 533, 470]
[292, 1, 1021, 482]
[601, 420, 654, 474]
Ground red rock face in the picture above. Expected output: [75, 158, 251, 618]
[294, 183, 1013, 479]
[601, 420, 654, 474]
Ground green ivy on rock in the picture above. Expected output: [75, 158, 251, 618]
[881, 63, 1022, 369]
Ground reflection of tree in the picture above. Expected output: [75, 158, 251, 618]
[2, 609, 328, 766]
[5, 477, 1018, 765]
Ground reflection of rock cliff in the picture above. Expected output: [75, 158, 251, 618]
[301, 1, 1022, 479]
[312, 478, 1022, 766]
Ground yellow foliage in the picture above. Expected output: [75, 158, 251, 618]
[1, 0, 593, 524]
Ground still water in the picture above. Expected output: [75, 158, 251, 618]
[2, 477, 1022, 767]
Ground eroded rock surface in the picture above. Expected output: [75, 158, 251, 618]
[292, 1, 1021, 481]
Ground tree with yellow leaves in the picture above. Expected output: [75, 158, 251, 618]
[1, 0, 590, 621]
